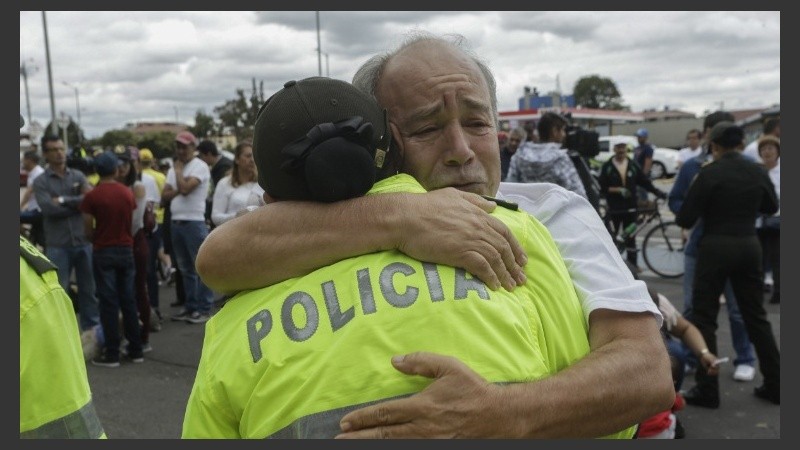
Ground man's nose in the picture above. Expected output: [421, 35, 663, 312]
[442, 122, 475, 166]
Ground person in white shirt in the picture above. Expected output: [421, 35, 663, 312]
[676, 129, 703, 169]
[211, 141, 265, 227]
[20, 150, 46, 249]
[161, 131, 216, 324]
[755, 136, 780, 304]
[195, 32, 672, 438]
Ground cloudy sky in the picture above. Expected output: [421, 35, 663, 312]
[20, 11, 780, 139]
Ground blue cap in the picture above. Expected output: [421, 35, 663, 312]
[635, 128, 648, 138]
[94, 151, 122, 176]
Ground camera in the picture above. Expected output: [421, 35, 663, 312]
[560, 112, 599, 159]
[564, 124, 600, 159]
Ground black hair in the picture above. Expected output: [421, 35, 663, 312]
[763, 117, 780, 134]
[711, 125, 745, 149]
[40, 134, 61, 150]
[537, 112, 568, 142]
[23, 150, 40, 163]
[703, 110, 735, 132]
[686, 129, 702, 139]
[197, 140, 220, 156]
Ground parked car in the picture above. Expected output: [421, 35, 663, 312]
[593, 135, 679, 179]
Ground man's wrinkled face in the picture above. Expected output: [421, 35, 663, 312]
[507, 134, 523, 152]
[375, 42, 500, 196]
[175, 142, 195, 163]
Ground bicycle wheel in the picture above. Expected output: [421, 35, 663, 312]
[642, 221, 685, 278]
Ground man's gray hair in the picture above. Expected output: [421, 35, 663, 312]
[352, 31, 498, 122]
[509, 126, 527, 142]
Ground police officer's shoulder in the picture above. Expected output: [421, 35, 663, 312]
[20, 237, 56, 275]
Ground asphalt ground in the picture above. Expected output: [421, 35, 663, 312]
[84, 236, 780, 439]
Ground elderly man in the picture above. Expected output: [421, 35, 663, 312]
[196, 32, 672, 438]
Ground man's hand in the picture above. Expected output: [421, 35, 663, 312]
[397, 188, 527, 291]
[336, 352, 507, 439]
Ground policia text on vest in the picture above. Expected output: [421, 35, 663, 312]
[183, 175, 636, 439]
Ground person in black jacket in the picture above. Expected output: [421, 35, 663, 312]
[598, 142, 667, 269]
[675, 122, 780, 408]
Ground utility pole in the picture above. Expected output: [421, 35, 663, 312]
[62, 80, 81, 132]
[20, 60, 37, 127]
[42, 11, 57, 135]
[174, 106, 179, 123]
[315, 11, 322, 76]
[322, 52, 330, 77]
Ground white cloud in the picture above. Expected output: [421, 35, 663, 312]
[20, 11, 779, 139]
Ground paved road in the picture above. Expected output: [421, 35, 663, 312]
[86, 261, 780, 439]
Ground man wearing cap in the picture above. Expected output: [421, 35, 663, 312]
[183, 77, 635, 439]
[598, 141, 667, 270]
[33, 135, 99, 332]
[79, 151, 144, 366]
[632, 128, 654, 202]
[196, 33, 672, 438]
[162, 131, 215, 324]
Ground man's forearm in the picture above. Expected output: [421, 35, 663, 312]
[196, 194, 402, 293]
[499, 311, 674, 438]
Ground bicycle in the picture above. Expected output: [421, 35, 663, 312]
[603, 198, 685, 278]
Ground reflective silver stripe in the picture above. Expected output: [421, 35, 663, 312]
[266, 394, 412, 439]
[20, 400, 104, 439]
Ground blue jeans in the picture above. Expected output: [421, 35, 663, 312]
[146, 226, 163, 310]
[46, 244, 99, 331]
[93, 246, 142, 358]
[171, 220, 214, 314]
[666, 337, 689, 391]
[683, 253, 755, 367]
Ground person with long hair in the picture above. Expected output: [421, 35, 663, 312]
[210, 141, 265, 227]
[115, 146, 152, 353]
[676, 122, 780, 408]
[756, 136, 780, 304]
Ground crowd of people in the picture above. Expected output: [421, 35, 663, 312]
[20, 30, 779, 439]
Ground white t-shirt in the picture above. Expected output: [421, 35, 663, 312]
[141, 172, 160, 205]
[166, 157, 211, 222]
[24, 165, 45, 211]
[742, 140, 763, 163]
[677, 146, 703, 164]
[497, 182, 662, 327]
[211, 176, 265, 226]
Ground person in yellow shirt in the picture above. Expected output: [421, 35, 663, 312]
[182, 78, 642, 439]
[139, 148, 171, 324]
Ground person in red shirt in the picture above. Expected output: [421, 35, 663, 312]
[79, 151, 144, 367]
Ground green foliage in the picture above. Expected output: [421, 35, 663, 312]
[214, 78, 264, 141]
[573, 75, 625, 110]
[190, 109, 216, 139]
[97, 129, 137, 149]
[44, 117, 84, 149]
[136, 131, 181, 161]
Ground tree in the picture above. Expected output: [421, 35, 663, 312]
[573, 75, 625, 110]
[97, 129, 137, 149]
[136, 131, 181, 161]
[213, 78, 265, 141]
[44, 117, 84, 149]
[190, 109, 216, 139]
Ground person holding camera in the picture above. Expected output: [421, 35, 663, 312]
[598, 141, 667, 270]
[505, 112, 587, 199]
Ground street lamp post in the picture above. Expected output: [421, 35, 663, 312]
[62, 81, 81, 129]
[42, 11, 57, 135]
[20, 60, 38, 127]
[322, 52, 330, 77]
[315, 11, 322, 76]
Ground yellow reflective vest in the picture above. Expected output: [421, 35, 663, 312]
[182, 174, 635, 439]
[19, 236, 105, 438]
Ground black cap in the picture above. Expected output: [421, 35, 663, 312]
[253, 77, 391, 202]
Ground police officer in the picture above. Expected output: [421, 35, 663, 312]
[20, 231, 105, 438]
[676, 122, 780, 408]
[181, 78, 635, 439]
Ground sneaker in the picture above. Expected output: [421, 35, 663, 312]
[141, 342, 153, 353]
[186, 311, 211, 324]
[91, 352, 120, 368]
[171, 309, 192, 321]
[150, 309, 162, 332]
[733, 364, 756, 382]
[126, 352, 144, 363]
